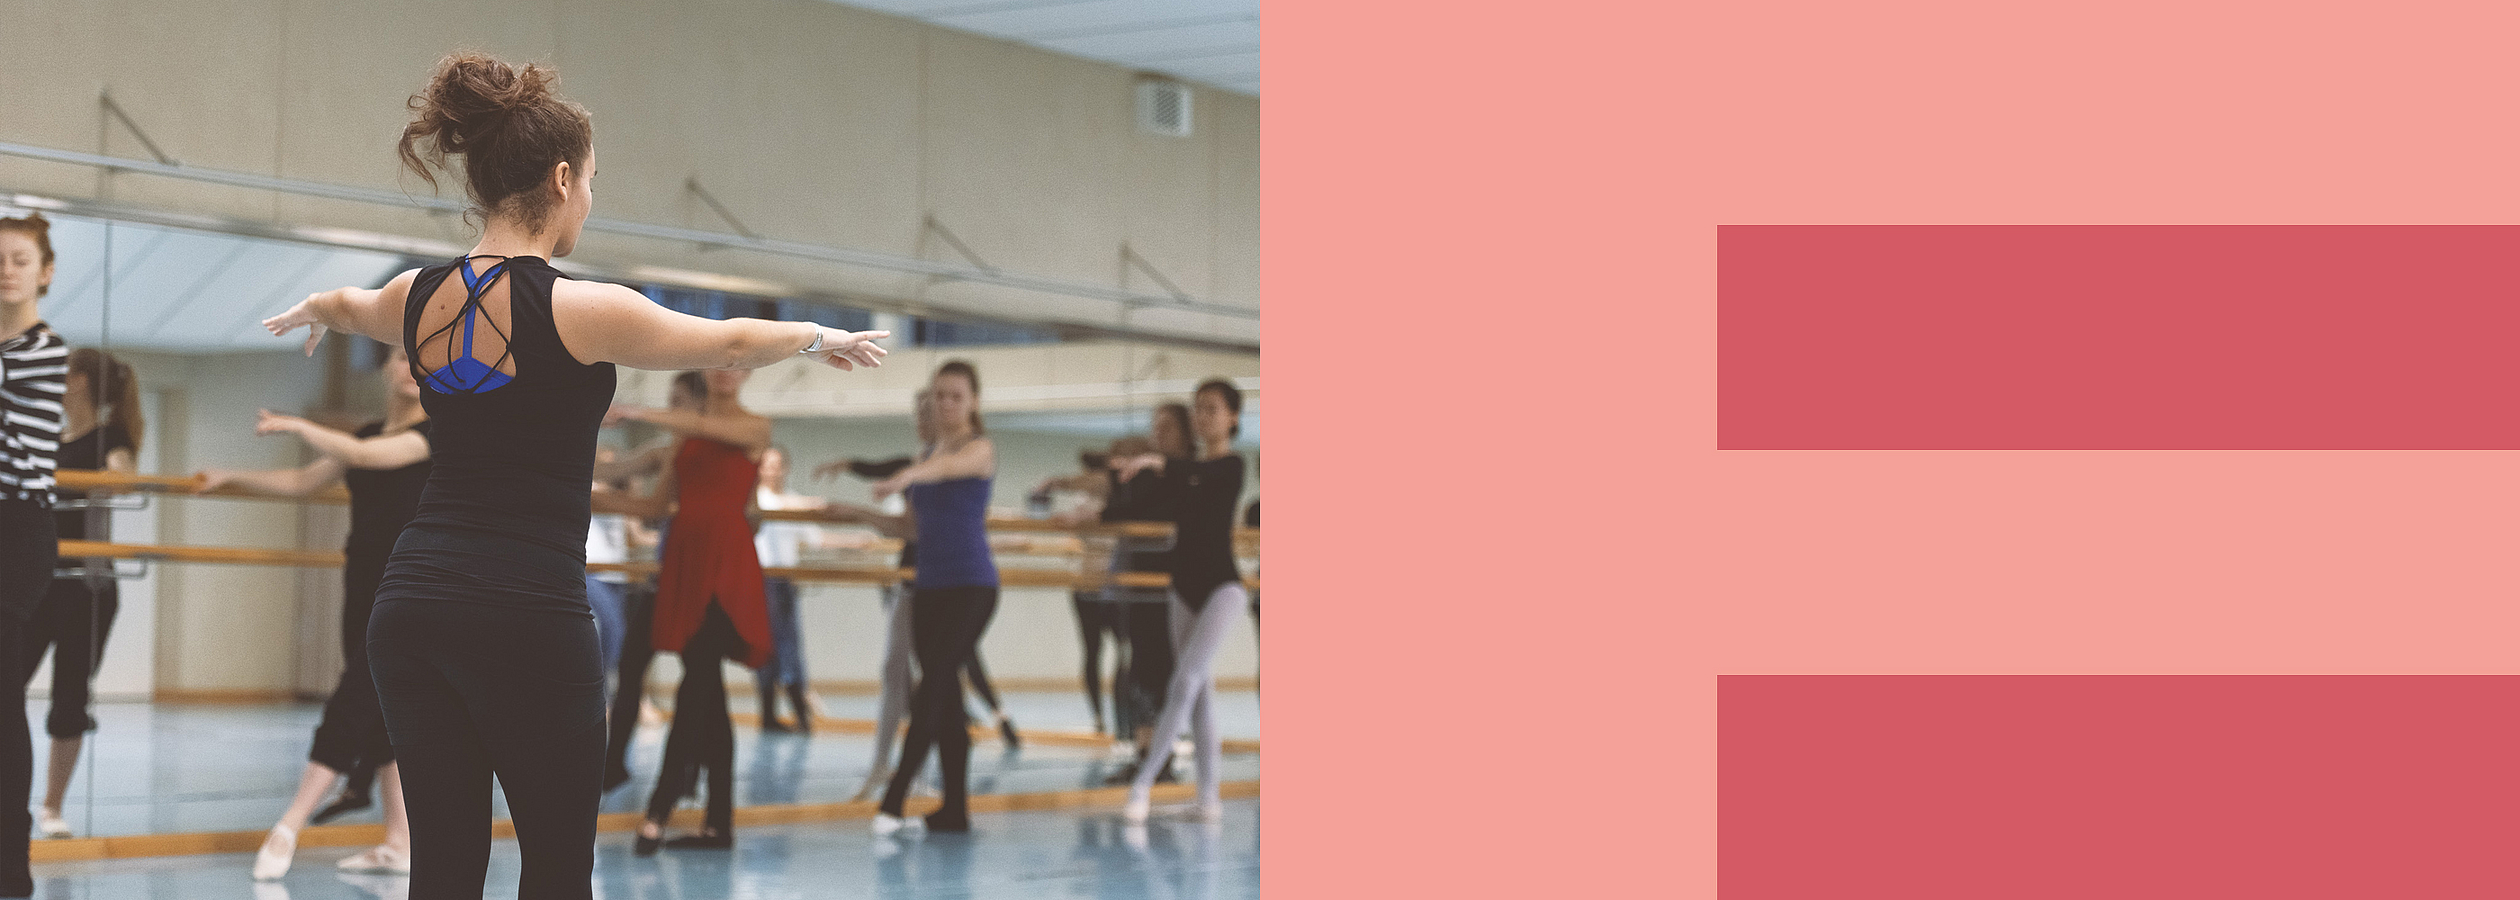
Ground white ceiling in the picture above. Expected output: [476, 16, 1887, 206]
[819, 0, 1260, 96]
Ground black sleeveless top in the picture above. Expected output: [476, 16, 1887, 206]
[378, 256, 617, 616]
[342, 419, 432, 558]
[50, 423, 133, 541]
[1164, 454, 1246, 610]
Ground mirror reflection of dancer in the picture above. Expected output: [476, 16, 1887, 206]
[867, 362, 998, 835]
[200, 347, 434, 879]
[1036, 446, 1127, 736]
[595, 371, 707, 791]
[258, 52, 886, 899]
[601, 368, 778, 854]
[1120, 380, 1249, 825]
[751, 446, 837, 734]
[1101, 405, 1193, 786]
[0, 211, 68, 899]
[821, 389, 1016, 804]
[29, 349, 142, 840]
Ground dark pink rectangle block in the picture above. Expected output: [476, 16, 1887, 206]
[1720, 676, 2520, 900]
[1719, 225, 2520, 449]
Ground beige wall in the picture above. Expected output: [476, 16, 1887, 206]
[0, 0, 1260, 342]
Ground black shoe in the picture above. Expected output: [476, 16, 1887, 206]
[633, 831, 663, 857]
[310, 788, 373, 825]
[923, 811, 970, 833]
[998, 717, 1022, 752]
[786, 685, 816, 734]
[760, 718, 795, 734]
[666, 830, 735, 850]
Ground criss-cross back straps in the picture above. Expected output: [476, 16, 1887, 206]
[419, 256, 519, 395]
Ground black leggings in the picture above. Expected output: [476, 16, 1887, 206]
[1123, 598, 1174, 735]
[644, 602, 743, 833]
[23, 577, 117, 739]
[879, 585, 999, 818]
[370, 598, 604, 900]
[310, 551, 391, 773]
[1070, 592, 1128, 730]
[0, 501, 56, 896]
[604, 579, 657, 780]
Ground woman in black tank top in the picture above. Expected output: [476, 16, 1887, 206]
[197, 346, 432, 880]
[257, 53, 887, 900]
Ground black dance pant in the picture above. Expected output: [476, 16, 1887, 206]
[370, 598, 603, 900]
[1069, 591, 1128, 730]
[644, 602, 742, 833]
[604, 579, 658, 779]
[1123, 597, 1174, 735]
[879, 585, 999, 818]
[0, 500, 55, 897]
[24, 577, 117, 739]
[310, 548, 393, 773]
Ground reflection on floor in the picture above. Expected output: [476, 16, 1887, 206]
[30, 799, 1261, 899]
[30, 691, 1260, 839]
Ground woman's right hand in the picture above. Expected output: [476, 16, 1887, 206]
[263, 291, 334, 356]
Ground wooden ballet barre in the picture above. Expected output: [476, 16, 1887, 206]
[53, 469, 353, 505]
[55, 540, 1248, 591]
[55, 471, 1236, 544]
[56, 539, 344, 569]
[586, 561, 1177, 590]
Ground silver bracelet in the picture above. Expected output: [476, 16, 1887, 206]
[799, 328, 825, 355]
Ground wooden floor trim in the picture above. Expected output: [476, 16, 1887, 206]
[30, 781, 1260, 862]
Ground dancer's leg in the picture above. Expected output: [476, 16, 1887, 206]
[1126, 586, 1243, 807]
[369, 601, 497, 898]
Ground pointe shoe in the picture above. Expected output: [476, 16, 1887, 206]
[335, 843, 411, 875]
[1120, 796, 1150, 825]
[253, 824, 299, 881]
[1186, 800, 1225, 824]
[871, 813, 926, 837]
[38, 809, 71, 839]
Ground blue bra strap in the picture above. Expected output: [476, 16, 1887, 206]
[452, 256, 511, 359]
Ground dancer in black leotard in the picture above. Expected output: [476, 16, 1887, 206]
[260, 52, 886, 899]
[1121, 380, 1250, 825]
[1102, 404, 1191, 785]
[201, 346, 431, 880]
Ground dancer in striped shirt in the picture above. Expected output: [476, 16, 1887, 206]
[0, 211, 69, 898]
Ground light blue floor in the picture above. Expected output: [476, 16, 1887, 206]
[28, 799, 1262, 899]
[32, 691, 1260, 838]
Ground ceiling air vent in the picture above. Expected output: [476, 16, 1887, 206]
[1137, 77, 1193, 137]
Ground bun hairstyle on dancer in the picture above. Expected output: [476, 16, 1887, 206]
[399, 52, 593, 235]
[259, 48, 884, 898]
